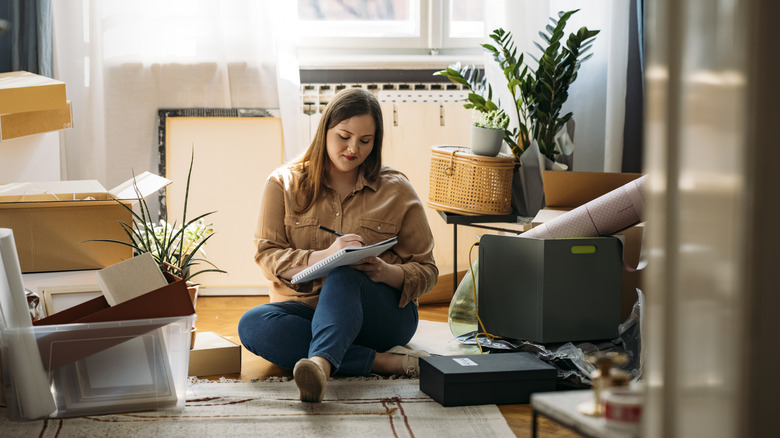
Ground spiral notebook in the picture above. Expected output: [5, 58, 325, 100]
[291, 236, 398, 284]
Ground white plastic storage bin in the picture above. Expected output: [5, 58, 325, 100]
[1, 314, 193, 420]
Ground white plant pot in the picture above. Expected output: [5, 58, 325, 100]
[470, 125, 504, 157]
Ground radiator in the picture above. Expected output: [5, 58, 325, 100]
[299, 83, 469, 143]
[300, 83, 468, 115]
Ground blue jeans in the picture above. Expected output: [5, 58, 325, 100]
[238, 266, 419, 376]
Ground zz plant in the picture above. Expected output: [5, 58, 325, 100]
[436, 9, 600, 162]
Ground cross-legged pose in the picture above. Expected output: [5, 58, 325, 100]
[239, 87, 438, 402]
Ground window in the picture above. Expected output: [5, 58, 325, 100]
[294, 0, 484, 54]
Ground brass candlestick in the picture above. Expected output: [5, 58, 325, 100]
[577, 351, 629, 417]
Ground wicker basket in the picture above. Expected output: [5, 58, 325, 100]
[427, 145, 516, 215]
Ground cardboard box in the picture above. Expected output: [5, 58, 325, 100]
[189, 331, 242, 377]
[419, 352, 556, 407]
[0, 101, 73, 140]
[543, 171, 643, 209]
[0, 172, 170, 273]
[478, 234, 623, 343]
[0, 71, 68, 115]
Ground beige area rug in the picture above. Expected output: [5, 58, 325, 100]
[1, 379, 515, 437]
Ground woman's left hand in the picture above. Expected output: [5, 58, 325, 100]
[352, 257, 404, 289]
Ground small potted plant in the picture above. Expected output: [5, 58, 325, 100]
[470, 109, 509, 156]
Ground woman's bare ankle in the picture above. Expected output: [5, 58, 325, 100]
[310, 356, 332, 376]
[371, 352, 403, 375]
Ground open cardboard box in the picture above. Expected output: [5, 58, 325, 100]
[0, 172, 171, 273]
[534, 171, 645, 321]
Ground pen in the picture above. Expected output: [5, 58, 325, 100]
[319, 225, 365, 245]
[318, 225, 343, 237]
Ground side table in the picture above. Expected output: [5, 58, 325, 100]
[531, 390, 637, 438]
[435, 211, 531, 294]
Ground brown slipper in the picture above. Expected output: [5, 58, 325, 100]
[293, 358, 328, 403]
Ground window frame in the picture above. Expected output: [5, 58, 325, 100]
[294, 0, 485, 61]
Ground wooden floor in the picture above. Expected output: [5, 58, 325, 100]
[195, 296, 582, 438]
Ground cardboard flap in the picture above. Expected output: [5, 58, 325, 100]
[109, 171, 172, 200]
[0, 180, 106, 199]
[543, 171, 643, 209]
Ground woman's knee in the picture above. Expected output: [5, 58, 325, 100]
[238, 304, 289, 344]
[324, 266, 364, 284]
[320, 266, 366, 298]
[237, 306, 269, 350]
[238, 302, 312, 361]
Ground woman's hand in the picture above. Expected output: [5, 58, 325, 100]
[351, 257, 404, 289]
[278, 234, 364, 280]
[327, 233, 364, 252]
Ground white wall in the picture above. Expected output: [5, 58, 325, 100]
[0, 132, 61, 184]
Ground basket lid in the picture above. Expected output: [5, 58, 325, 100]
[431, 145, 515, 163]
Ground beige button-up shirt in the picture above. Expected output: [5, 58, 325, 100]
[254, 165, 438, 309]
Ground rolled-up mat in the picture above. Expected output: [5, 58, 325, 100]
[523, 175, 648, 239]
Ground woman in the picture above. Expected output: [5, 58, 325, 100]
[238, 87, 438, 403]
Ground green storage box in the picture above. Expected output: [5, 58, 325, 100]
[477, 235, 623, 343]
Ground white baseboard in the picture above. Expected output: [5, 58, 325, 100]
[198, 286, 269, 296]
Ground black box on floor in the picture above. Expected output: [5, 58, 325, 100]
[419, 352, 556, 407]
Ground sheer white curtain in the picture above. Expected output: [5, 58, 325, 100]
[52, 0, 301, 190]
[485, 0, 630, 172]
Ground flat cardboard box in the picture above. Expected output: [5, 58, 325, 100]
[189, 331, 242, 377]
[0, 71, 68, 115]
[0, 172, 171, 273]
[478, 235, 623, 343]
[419, 352, 556, 407]
[543, 171, 643, 209]
[0, 101, 73, 140]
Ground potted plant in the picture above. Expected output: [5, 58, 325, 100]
[435, 9, 599, 216]
[470, 109, 510, 157]
[436, 9, 599, 163]
[94, 150, 226, 345]
[101, 152, 226, 285]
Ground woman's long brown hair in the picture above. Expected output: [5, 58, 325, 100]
[292, 87, 384, 213]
